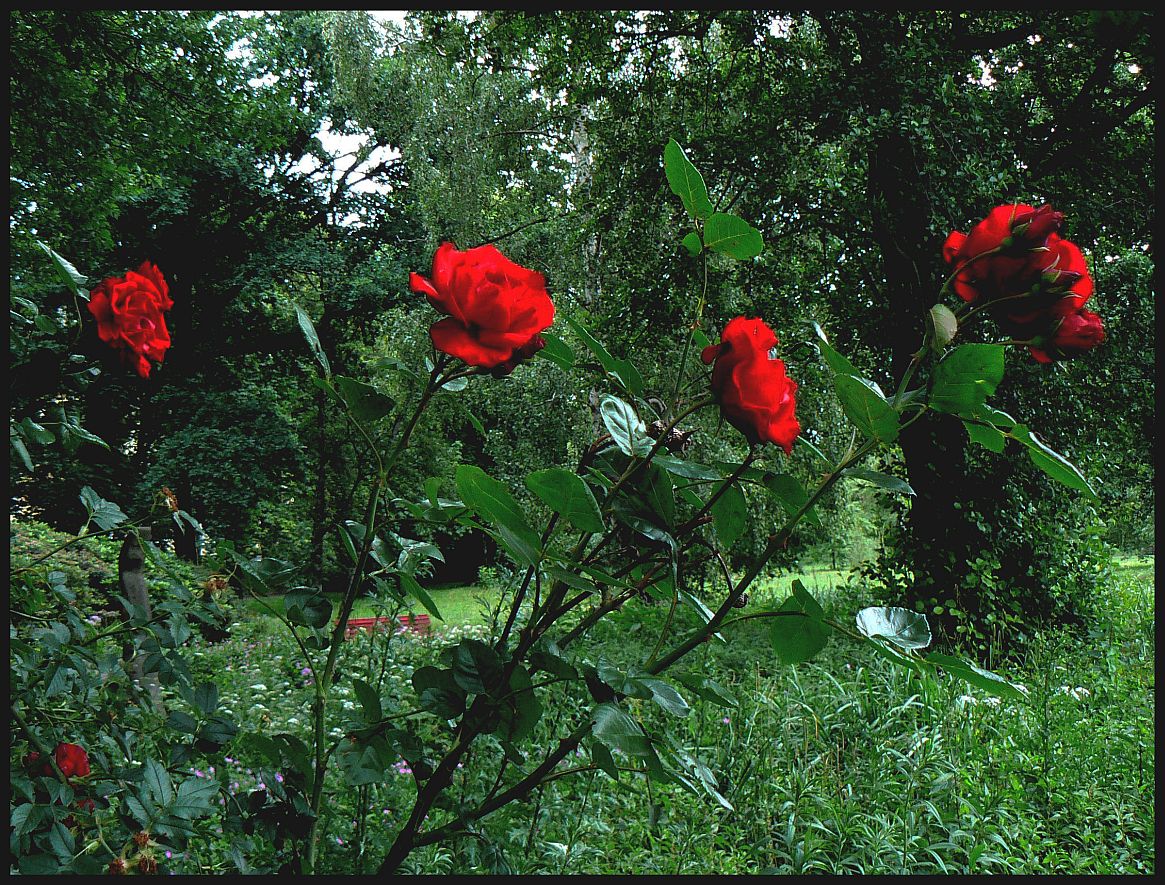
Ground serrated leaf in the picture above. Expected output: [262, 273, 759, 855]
[637, 677, 690, 717]
[78, 486, 128, 531]
[455, 465, 541, 562]
[663, 138, 714, 220]
[591, 702, 655, 757]
[192, 682, 219, 715]
[929, 343, 1004, 414]
[142, 758, 173, 806]
[769, 582, 829, 664]
[526, 468, 604, 533]
[855, 606, 931, 650]
[37, 240, 88, 297]
[963, 420, 1006, 453]
[704, 212, 763, 259]
[398, 571, 443, 621]
[763, 472, 822, 527]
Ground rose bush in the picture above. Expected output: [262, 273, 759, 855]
[86, 261, 173, 378]
[701, 316, 801, 453]
[409, 241, 555, 372]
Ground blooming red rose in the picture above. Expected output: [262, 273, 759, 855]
[410, 242, 554, 372]
[943, 204, 1101, 362]
[54, 742, 90, 778]
[701, 317, 800, 453]
[1029, 308, 1106, 363]
[87, 262, 173, 378]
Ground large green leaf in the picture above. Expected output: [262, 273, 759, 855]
[78, 486, 128, 532]
[681, 231, 703, 256]
[452, 638, 505, 696]
[768, 581, 829, 664]
[928, 303, 959, 351]
[411, 665, 466, 718]
[834, 374, 900, 442]
[812, 322, 859, 377]
[455, 465, 541, 560]
[963, 420, 1007, 453]
[855, 606, 931, 650]
[663, 138, 714, 220]
[526, 468, 604, 533]
[591, 702, 655, 757]
[398, 571, 444, 621]
[1009, 425, 1098, 500]
[333, 375, 394, 422]
[703, 212, 763, 259]
[929, 343, 1005, 414]
[599, 395, 653, 457]
[926, 652, 1029, 702]
[37, 240, 88, 299]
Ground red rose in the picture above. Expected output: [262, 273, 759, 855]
[87, 262, 173, 378]
[410, 242, 554, 372]
[54, 742, 90, 778]
[701, 317, 801, 454]
[1029, 308, 1106, 363]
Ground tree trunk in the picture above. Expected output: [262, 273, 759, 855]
[867, 129, 980, 639]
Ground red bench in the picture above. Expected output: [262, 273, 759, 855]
[342, 614, 431, 639]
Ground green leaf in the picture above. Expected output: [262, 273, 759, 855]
[142, 758, 173, 806]
[411, 665, 466, 718]
[172, 776, 219, 820]
[398, 571, 444, 621]
[929, 343, 1005, 414]
[284, 590, 332, 629]
[1009, 425, 1098, 500]
[681, 231, 703, 256]
[353, 678, 382, 723]
[591, 702, 655, 757]
[565, 316, 643, 396]
[293, 303, 331, 377]
[855, 606, 931, 650]
[674, 672, 737, 708]
[926, 652, 1029, 703]
[663, 138, 714, 220]
[834, 374, 900, 442]
[641, 462, 676, 529]
[654, 454, 721, 481]
[192, 682, 219, 715]
[333, 375, 394, 422]
[769, 581, 829, 664]
[928, 303, 959, 351]
[455, 465, 541, 561]
[636, 677, 690, 717]
[599, 395, 653, 457]
[535, 332, 575, 369]
[590, 739, 620, 780]
[37, 240, 88, 298]
[500, 665, 543, 741]
[703, 212, 763, 259]
[812, 323, 860, 377]
[842, 468, 915, 496]
[963, 420, 1006, 453]
[11, 433, 34, 471]
[166, 710, 199, 734]
[526, 468, 604, 533]
[710, 482, 747, 548]
[453, 638, 505, 696]
[763, 472, 821, 527]
[78, 486, 128, 531]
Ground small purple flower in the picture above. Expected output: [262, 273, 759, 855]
[165, 851, 172, 859]
[301, 666, 312, 677]
[275, 773, 284, 783]
[722, 716, 731, 725]
[336, 836, 344, 845]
